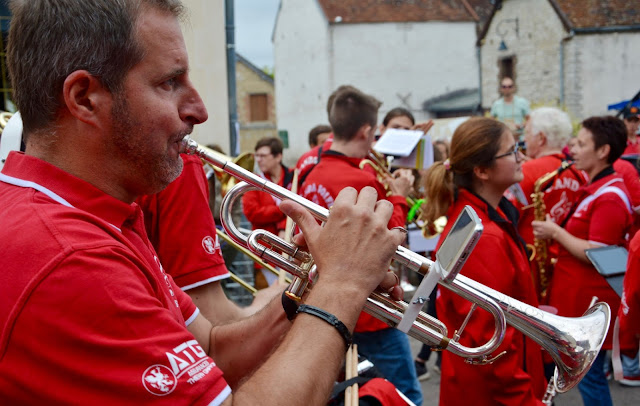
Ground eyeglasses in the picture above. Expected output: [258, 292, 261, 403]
[501, 85, 514, 89]
[494, 143, 523, 162]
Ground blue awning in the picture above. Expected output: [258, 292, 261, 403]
[608, 100, 640, 110]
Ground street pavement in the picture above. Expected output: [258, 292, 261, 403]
[409, 337, 640, 405]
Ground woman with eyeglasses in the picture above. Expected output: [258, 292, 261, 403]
[532, 116, 632, 406]
[422, 117, 546, 405]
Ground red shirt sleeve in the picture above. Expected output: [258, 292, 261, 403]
[3, 248, 229, 405]
[241, 190, 286, 229]
[620, 233, 640, 354]
[137, 155, 229, 290]
[614, 159, 640, 210]
[588, 194, 631, 245]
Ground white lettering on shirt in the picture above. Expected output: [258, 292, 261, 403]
[166, 339, 210, 378]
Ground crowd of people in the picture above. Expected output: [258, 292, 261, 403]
[0, 1, 639, 406]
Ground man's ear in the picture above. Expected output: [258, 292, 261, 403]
[356, 124, 372, 140]
[538, 132, 547, 147]
[596, 144, 611, 161]
[62, 70, 110, 125]
[473, 165, 490, 182]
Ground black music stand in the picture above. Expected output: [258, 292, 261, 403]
[585, 245, 628, 297]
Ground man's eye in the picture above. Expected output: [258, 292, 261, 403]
[162, 78, 176, 89]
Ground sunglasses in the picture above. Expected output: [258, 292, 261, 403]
[501, 85, 514, 89]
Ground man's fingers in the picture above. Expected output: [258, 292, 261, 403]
[280, 200, 320, 240]
[375, 199, 393, 216]
[390, 225, 408, 245]
[291, 231, 307, 248]
[355, 186, 379, 208]
[332, 186, 358, 208]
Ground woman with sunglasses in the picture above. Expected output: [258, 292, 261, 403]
[491, 77, 531, 137]
[532, 116, 631, 406]
[422, 117, 546, 405]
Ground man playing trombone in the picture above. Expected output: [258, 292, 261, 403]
[0, 1, 405, 404]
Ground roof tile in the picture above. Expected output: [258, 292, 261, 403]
[554, 0, 640, 29]
[317, 0, 493, 24]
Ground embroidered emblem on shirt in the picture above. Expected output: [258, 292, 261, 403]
[142, 340, 214, 395]
[142, 365, 177, 396]
[202, 235, 220, 255]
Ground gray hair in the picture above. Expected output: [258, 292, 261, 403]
[7, 0, 184, 137]
[528, 107, 573, 149]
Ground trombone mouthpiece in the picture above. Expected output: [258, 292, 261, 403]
[180, 135, 198, 155]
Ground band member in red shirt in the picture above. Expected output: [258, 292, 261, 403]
[300, 85, 421, 404]
[307, 124, 332, 149]
[242, 137, 294, 287]
[506, 107, 587, 300]
[618, 231, 640, 385]
[0, 1, 405, 403]
[533, 116, 632, 406]
[622, 106, 640, 155]
[422, 117, 545, 406]
[138, 153, 282, 321]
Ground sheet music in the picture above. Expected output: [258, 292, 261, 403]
[373, 128, 423, 157]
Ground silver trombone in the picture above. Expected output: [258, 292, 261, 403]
[181, 136, 610, 393]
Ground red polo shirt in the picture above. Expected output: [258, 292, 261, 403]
[300, 150, 409, 332]
[506, 154, 587, 299]
[0, 152, 229, 405]
[624, 138, 640, 156]
[620, 231, 640, 355]
[507, 153, 587, 246]
[137, 154, 230, 290]
[548, 171, 632, 349]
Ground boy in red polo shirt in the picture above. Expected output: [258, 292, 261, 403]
[301, 85, 421, 404]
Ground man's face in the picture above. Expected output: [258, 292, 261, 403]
[625, 117, 640, 137]
[107, 7, 208, 198]
[523, 120, 541, 158]
[500, 79, 515, 97]
[255, 146, 281, 175]
[316, 131, 331, 147]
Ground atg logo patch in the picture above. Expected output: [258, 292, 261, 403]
[142, 339, 214, 396]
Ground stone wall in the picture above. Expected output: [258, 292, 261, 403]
[235, 60, 277, 154]
[564, 32, 640, 120]
[480, 0, 565, 111]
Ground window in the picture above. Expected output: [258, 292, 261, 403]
[249, 93, 268, 122]
[498, 56, 515, 83]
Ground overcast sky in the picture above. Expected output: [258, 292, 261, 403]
[234, 0, 281, 70]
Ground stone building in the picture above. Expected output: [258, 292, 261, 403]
[479, 0, 640, 121]
[273, 0, 493, 159]
[235, 53, 278, 154]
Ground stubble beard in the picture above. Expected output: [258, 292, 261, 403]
[110, 94, 184, 196]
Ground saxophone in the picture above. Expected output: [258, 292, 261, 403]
[530, 161, 573, 300]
